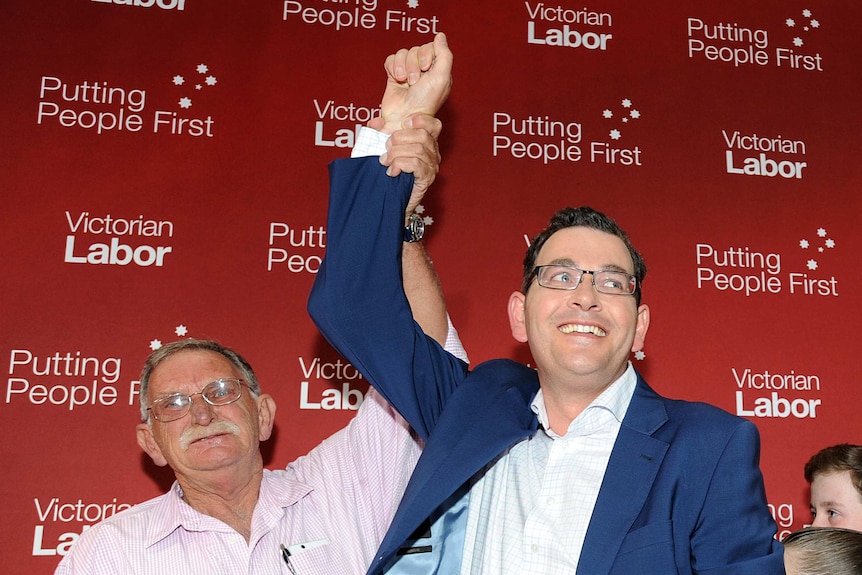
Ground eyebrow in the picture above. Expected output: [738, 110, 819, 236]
[155, 377, 236, 395]
[543, 258, 633, 274]
[812, 500, 844, 508]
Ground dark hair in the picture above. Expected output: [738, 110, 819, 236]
[521, 207, 647, 305]
[782, 527, 862, 575]
[804, 444, 862, 498]
[138, 338, 261, 422]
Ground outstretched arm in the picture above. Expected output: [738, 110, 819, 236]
[309, 156, 466, 441]
[310, 35, 464, 440]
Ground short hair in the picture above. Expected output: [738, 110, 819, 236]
[521, 207, 647, 306]
[804, 444, 862, 498]
[782, 527, 862, 575]
[138, 338, 261, 422]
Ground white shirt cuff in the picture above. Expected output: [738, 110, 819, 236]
[351, 126, 389, 158]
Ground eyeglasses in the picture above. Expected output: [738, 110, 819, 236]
[531, 264, 637, 295]
[147, 378, 247, 422]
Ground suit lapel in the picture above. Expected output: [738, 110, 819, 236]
[576, 377, 670, 575]
[372, 360, 539, 573]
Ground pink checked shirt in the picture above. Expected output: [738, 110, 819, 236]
[55, 389, 421, 575]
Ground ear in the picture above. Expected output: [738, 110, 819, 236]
[508, 291, 529, 343]
[631, 303, 650, 352]
[136, 423, 168, 467]
[256, 394, 276, 442]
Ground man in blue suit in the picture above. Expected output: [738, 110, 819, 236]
[309, 33, 785, 575]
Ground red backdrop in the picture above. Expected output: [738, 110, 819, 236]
[2, 1, 860, 571]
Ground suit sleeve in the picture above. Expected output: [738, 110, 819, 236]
[690, 419, 785, 574]
[308, 157, 468, 441]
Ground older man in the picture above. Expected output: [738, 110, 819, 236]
[54, 39, 460, 575]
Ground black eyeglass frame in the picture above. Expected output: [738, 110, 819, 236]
[530, 264, 638, 296]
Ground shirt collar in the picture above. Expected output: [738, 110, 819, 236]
[531, 362, 638, 438]
[144, 470, 315, 547]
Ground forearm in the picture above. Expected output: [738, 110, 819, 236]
[402, 241, 448, 346]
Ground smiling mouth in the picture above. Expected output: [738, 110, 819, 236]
[559, 324, 607, 337]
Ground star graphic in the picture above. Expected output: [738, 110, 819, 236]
[175, 325, 188, 337]
[807, 259, 818, 270]
[602, 109, 613, 119]
[793, 37, 804, 47]
[206, 76, 217, 86]
[610, 129, 621, 140]
[786, 18, 796, 27]
[825, 239, 835, 248]
[150, 339, 163, 351]
[802, 9, 812, 18]
[196, 63, 209, 74]
[173, 75, 185, 86]
[634, 350, 646, 361]
[179, 97, 192, 109]
[621, 99, 632, 108]
[799, 239, 809, 249]
[630, 110, 640, 119]
[817, 228, 827, 237]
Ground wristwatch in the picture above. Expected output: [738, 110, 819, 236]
[403, 212, 425, 242]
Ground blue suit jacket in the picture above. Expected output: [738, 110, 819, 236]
[308, 157, 785, 575]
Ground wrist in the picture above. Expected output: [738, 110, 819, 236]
[404, 213, 425, 242]
[377, 117, 404, 135]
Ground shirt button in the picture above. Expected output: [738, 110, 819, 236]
[531, 544, 539, 552]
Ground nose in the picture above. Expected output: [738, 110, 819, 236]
[568, 272, 600, 309]
[189, 394, 216, 424]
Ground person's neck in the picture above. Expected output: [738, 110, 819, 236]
[539, 368, 627, 435]
[176, 464, 264, 542]
[541, 386, 602, 435]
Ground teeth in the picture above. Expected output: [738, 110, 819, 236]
[560, 324, 606, 337]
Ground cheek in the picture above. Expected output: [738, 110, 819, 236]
[527, 296, 559, 325]
[154, 429, 179, 453]
[245, 413, 260, 436]
[230, 404, 261, 439]
[523, 308, 551, 344]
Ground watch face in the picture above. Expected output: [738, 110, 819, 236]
[405, 213, 425, 242]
